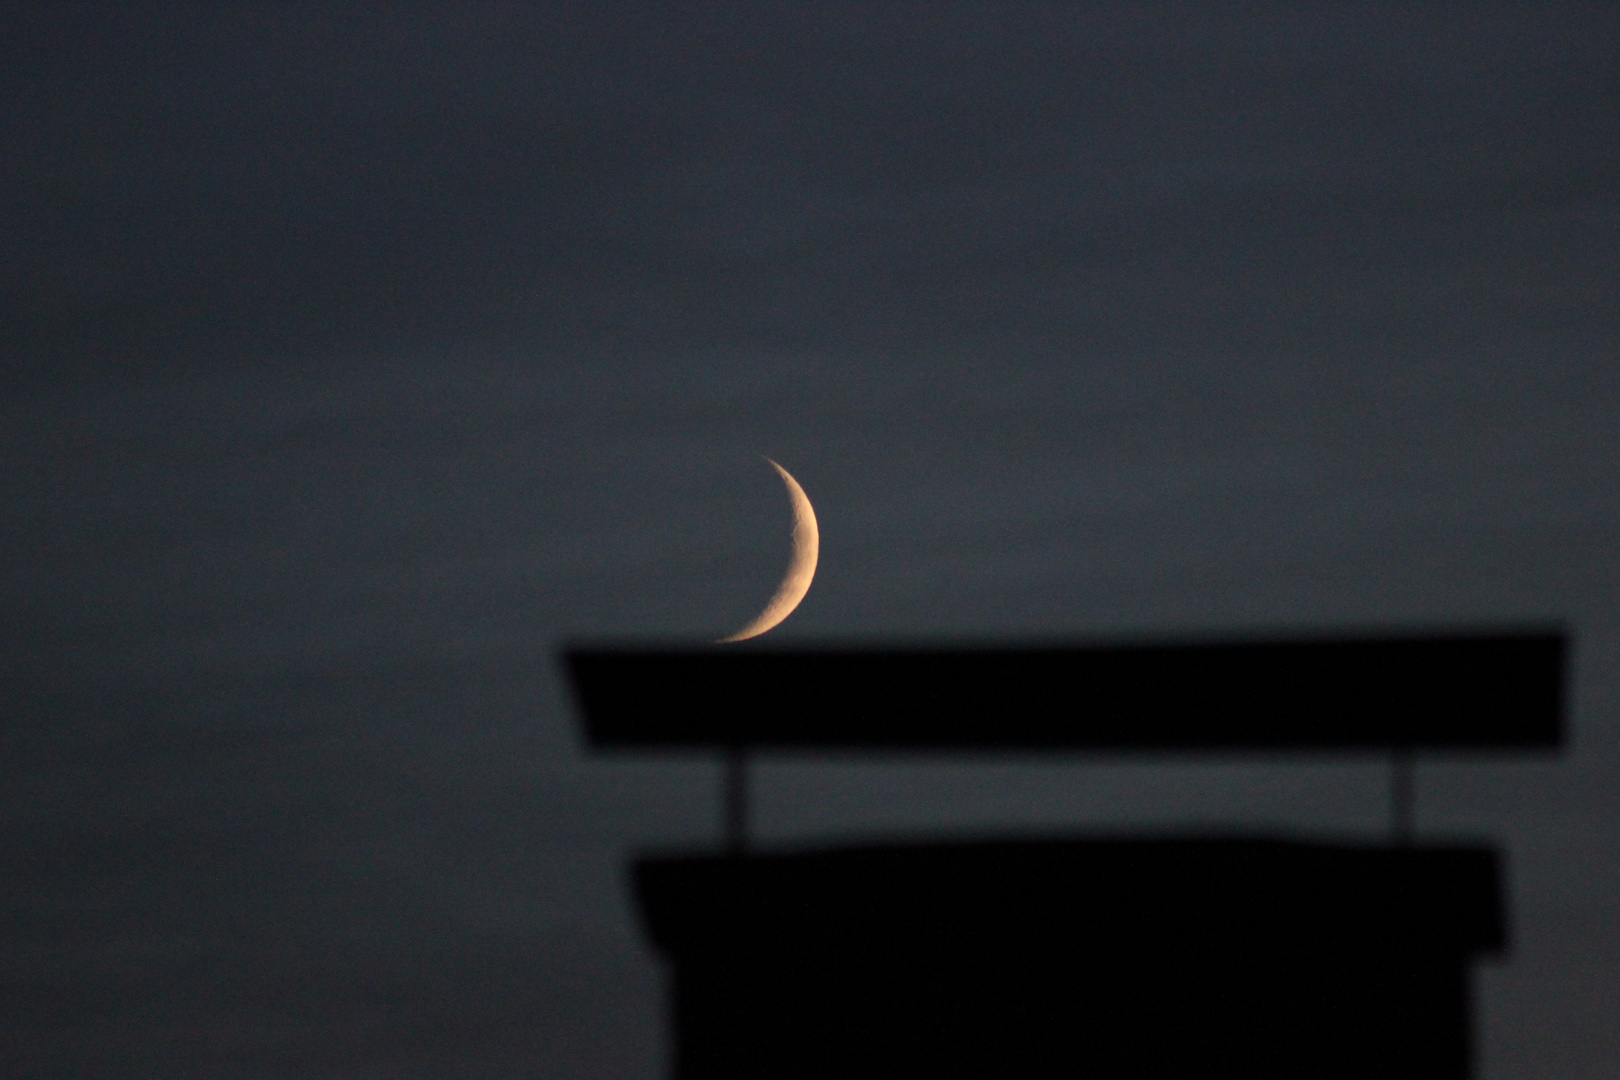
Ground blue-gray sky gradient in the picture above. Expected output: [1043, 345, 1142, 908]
[2, 5, 1618, 1077]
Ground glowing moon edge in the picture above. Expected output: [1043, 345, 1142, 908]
[717, 459, 819, 643]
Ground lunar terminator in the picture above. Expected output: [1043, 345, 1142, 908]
[717, 459, 818, 642]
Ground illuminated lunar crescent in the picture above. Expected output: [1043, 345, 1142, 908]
[717, 459, 819, 643]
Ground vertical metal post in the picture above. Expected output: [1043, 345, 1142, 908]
[723, 746, 749, 856]
[1390, 748, 1415, 846]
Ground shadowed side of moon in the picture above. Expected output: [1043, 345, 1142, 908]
[717, 460, 819, 643]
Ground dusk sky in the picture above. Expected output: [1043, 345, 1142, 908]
[3, 5, 1618, 1077]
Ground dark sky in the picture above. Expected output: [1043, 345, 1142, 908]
[3, 4, 1618, 1076]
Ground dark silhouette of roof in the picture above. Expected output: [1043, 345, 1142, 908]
[565, 629, 1566, 1079]
[638, 839, 1503, 1080]
[567, 629, 1563, 750]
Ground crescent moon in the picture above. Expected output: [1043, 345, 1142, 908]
[717, 459, 819, 643]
